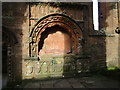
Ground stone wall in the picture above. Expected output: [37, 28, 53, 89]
[2, 2, 120, 83]
[100, 2, 119, 67]
[2, 2, 29, 82]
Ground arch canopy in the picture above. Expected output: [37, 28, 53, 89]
[30, 14, 83, 43]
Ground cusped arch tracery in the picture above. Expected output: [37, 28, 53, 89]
[30, 14, 83, 57]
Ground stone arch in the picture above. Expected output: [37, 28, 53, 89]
[30, 14, 83, 57]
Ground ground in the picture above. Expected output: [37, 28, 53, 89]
[11, 75, 120, 88]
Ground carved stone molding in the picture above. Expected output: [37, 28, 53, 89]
[30, 14, 83, 57]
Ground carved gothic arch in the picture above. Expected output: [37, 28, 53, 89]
[30, 14, 83, 57]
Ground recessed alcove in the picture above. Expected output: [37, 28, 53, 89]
[38, 25, 72, 55]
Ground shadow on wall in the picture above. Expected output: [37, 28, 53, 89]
[118, 35, 120, 68]
[2, 27, 18, 87]
[100, 2, 120, 68]
[84, 2, 119, 71]
[38, 25, 77, 78]
[38, 25, 72, 55]
[2, 2, 29, 87]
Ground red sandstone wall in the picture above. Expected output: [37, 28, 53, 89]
[2, 2, 120, 82]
